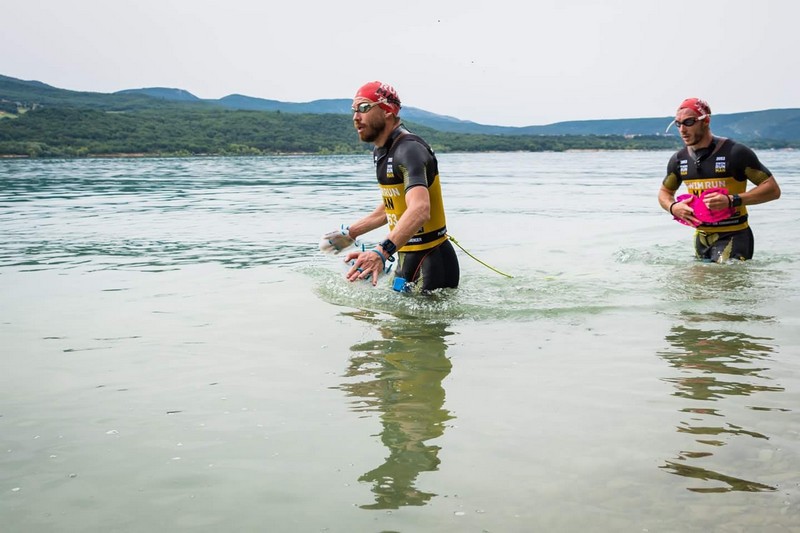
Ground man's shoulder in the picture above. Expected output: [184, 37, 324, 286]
[669, 147, 688, 162]
[722, 138, 759, 159]
[725, 138, 753, 152]
[395, 128, 428, 145]
[392, 131, 433, 158]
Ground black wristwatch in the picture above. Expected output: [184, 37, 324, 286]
[380, 238, 397, 257]
[731, 194, 742, 208]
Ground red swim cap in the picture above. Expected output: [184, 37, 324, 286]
[678, 98, 711, 119]
[354, 81, 401, 115]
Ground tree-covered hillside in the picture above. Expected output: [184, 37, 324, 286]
[0, 106, 689, 157]
[1, 74, 797, 158]
[0, 108, 367, 157]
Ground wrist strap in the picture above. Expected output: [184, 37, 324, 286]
[669, 201, 678, 216]
[369, 249, 386, 267]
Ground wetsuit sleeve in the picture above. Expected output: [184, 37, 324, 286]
[729, 143, 773, 185]
[662, 152, 682, 190]
[392, 140, 434, 191]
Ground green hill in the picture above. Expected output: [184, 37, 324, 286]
[1, 74, 797, 157]
[0, 74, 213, 112]
[117, 84, 800, 141]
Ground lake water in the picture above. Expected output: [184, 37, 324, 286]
[1, 151, 799, 532]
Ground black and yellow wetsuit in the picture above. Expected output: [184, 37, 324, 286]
[663, 137, 773, 261]
[373, 126, 459, 291]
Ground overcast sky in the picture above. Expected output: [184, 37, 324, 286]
[3, 0, 798, 126]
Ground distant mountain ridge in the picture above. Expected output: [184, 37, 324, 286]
[2, 74, 799, 141]
[113, 86, 482, 131]
[116, 87, 199, 102]
[108, 86, 800, 142]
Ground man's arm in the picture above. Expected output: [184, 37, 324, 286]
[343, 189, 431, 286]
[383, 185, 430, 251]
[347, 202, 388, 239]
[728, 144, 781, 207]
[739, 176, 781, 206]
[343, 202, 391, 285]
[658, 184, 677, 213]
[660, 184, 699, 226]
[701, 175, 781, 211]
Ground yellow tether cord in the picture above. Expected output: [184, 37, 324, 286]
[448, 234, 513, 278]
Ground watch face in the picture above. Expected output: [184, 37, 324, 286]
[381, 239, 396, 255]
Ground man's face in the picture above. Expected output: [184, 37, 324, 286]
[352, 98, 387, 143]
[675, 108, 709, 147]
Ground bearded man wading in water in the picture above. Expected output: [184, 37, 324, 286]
[658, 98, 781, 262]
[319, 81, 459, 292]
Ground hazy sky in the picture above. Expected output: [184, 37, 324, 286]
[4, 0, 798, 126]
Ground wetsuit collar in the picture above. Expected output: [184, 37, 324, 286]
[382, 124, 407, 151]
[690, 136, 718, 168]
[373, 125, 407, 162]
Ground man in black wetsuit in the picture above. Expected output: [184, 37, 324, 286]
[658, 98, 781, 262]
[324, 81, 459, 292]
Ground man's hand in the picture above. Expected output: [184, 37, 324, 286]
[672, 197, 700, 227]
[702, 190, 731, 211]
[344, 249, 387, 287]
[319, 225, 355, 255]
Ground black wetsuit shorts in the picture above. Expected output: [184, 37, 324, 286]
[395, 239, 459, 292]
[694, 227, 754, 262]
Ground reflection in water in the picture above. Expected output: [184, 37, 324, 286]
[667, 261, 783, 305]
[658, 318, 783, 493]
[336, 310, 454, 509]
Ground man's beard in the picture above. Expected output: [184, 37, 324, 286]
[360, 127, 379, 143]
[358, 116, 385, 143]
[683, 125, 709, 147]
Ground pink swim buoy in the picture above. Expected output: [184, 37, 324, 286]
[674, 187, 736, 227]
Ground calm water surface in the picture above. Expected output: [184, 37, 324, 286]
[1, 152, 799, 532]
